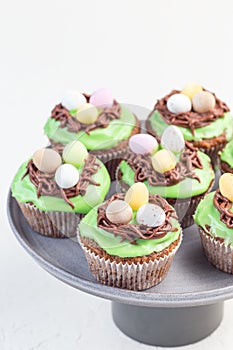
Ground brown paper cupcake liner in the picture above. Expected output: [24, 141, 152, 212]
[18, 201, 84, 238]
[93, 147, 132, 180]
[167, 187, 213, 229]
[116, 166, 214, 229]
[220, 160, 233, 174]
[79, 234, 182, 291]
[198, 141, 227, 169]
[199, 227, 233, 274]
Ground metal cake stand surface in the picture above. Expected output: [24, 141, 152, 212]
[7, 191, 233, 347]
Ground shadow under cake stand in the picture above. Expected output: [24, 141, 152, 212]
[7, 191, 233, 347]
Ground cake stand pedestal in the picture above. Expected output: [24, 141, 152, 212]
[112, 302, 223, 346]
[7, 193, 233, 347]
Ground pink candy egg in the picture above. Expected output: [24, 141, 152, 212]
[89, 88, 114, 108]
[129, 134, 158, 155]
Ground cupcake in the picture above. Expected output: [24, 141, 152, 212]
[44, 88, 140, 179]
[146, 83, 232, 166]
[219, 139, 233, 174]
[117, 127, 214, 228]
[78, 184, 182, 290]
[11, 141, 110, 238]
[194, 173, 233, 274]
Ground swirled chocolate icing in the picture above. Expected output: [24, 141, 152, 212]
[154, 90, 229, 135]
[97, 193, 178, 245]
[127, 141, 202, 187]
[51, 95, 121, 135]
[213, 189, 233, 228]
[22, 154, 100, 209]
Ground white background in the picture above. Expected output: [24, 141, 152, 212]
[1, 0, 233, 349]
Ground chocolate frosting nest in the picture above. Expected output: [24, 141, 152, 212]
[51, 95, 121, 135]
[213, 189, 233, 228]
[127, 141, 202, 187]
[97, 193, 178, 245]
[154, 89, 229, 135]
[22, 154, 100, 209]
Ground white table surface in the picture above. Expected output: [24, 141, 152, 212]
[1, 0, 233, 348]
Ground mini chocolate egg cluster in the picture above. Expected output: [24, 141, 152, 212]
[219, 173, 233, 202]
[129, 126, 186, 174]
[32, 140, 89, 189]
[60, 88, 114, 124]
[167, 83, 216, 114]
[105, 183, 166, 228]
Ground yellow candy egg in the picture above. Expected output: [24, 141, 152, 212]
[76, 103, 98, 124]
[106, 200, 133, 224]
[181, 82, 203, 99]
[192, 91, 215, 113]
[219, 173, 233, 202]
[125, 183, 149, 210]
[151, 149, 177, 173]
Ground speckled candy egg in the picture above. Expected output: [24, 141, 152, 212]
[219, 173, 233, 202]
[32, 148, 62, 173]
[161, 125, 185, 153]
[106, 200, 133, 224]
[167, 93, 192, 114]
[61, 90, 87, 110]
[63, 141, 88, 167]
[129, 134, 158, 155]
[125, 183, 149, 210]
[136, 203, 166, 227]
[89, 88, 113, 108]
[181, 82, 203, 99]
[55, 164, 80, 189]
[192, 91, 215, 113]
[76, 103, 98, 124]
[152, 149, 177, 173]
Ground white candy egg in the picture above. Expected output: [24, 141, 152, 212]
[129, 134, 158, 155]
[136, 204, 166, 227]
[167, 93, 192, 114]
[55, 164, 79, 189]
[161, 125, 185, 153]
[106, 200, 133, 224]
[61, 90, 86, 110]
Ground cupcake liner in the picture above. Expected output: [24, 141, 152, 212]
[199, 227, 233, 274]
[79, 234, 182, 291]
[220, 160, 233, 174]
[93, 147, 132, 180]
[199, 141, 227, 169]
[167, 190, 213, 229]
[18, 201, 84, 238]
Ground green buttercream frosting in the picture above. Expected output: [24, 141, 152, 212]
[119, 151, 214, 199]
[11, 159, 110, 213]
[149, 110, 233, 142]
[79, 204, 181, 257]
[44, 105, 136, 150]
[220, 139, 233, 168]
[194, 192, 233, 246]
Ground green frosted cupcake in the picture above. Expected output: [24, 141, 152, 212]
[78, 184, 182, 291]
[11, 141, 110, 238]
[44, 89, 140, 179]
[146, 83, 232, 166]
[194, 173, 233, 274]
[219, 139, 233, 174]
[117, 128, 214, 228]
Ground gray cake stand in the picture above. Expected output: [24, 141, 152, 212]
[7, 192, 233, 347]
